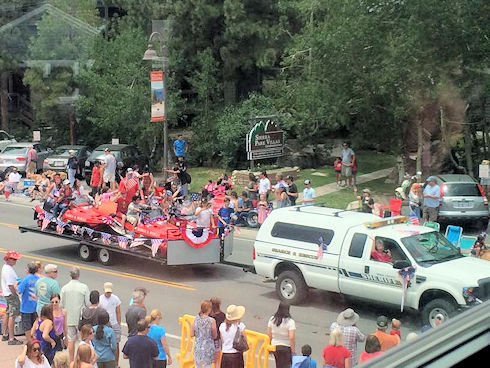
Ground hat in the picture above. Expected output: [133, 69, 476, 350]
[376, 315, 389, 329]
[225, 304, 246, 321]
[68, 149, 75, 154]
[3, 250, 21, 261]
[127, 168, 133, 173]
[304, 179, 311, 185]
[426, 176, 437, 182]
[362, 188, 371, 194]
[44, 264, 58, 273]
[104, 282, 113, 293]
[336, 308, 359, 326]
[285, 175, 294, 181]
[278, 183, 287, 189]
[63, 179, 70, 185]
[104, 147, 110, 152]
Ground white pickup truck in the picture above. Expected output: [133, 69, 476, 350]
[253, 206, 490, 326]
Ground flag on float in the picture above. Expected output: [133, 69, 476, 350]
[102, 216, 114, 225]
[41, 213, 54, 231]
[151, 239, 163, 257]
[71, 225, 80, 235]
[117, 236, 128, 250]
[317, 236, 329, 260]
[101, 232, 112, 245]
[409, 213, 420, 226]
[130, 239, 145, 248]
[37, 211, 45, 220]
[84, 227, 94, 238]
[56, 220, 66, 235]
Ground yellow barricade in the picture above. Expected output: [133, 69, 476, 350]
[177, 314, 276, 368]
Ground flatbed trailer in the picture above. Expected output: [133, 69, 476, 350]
[19, 224, 234, 267]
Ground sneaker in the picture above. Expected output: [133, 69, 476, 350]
[8, 338, 23, 345]
[1, 335, 8, 341]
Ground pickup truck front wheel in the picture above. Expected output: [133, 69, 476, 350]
[422, 298, 456, 327]
[276, 270, 308, 305]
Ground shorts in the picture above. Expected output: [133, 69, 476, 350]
[27, 161, 36, 174]
[98, 362, 117, 368]
[5, 294, 20, 317]
[127, 215, 138, 225]
[422, 206, 439, 222]
[103, 172, 116, 183]
[111, 323, 121, 343]
[67, 326, 79, 341]
[21, 312, 38, 332]
[335, 170, 341, 174]
[341, 165, 352, 177]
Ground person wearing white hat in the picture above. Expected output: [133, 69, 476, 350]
[302, 180, 316, 206]
[220, 304, 246, 368]
[1, 250, 22, 344]
[99, 282, 122, 366]
[66, 149, 78, 187]
[329, 308, 365, 365]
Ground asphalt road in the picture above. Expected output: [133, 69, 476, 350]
[0, 199, 436, 366]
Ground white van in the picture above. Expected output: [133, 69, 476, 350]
[252, 206, 490, 326]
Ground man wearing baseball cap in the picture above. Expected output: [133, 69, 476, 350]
[302, 179, 316, 206]
[422, 176, 441, 223]
[372, 315, 400, 351]
[1, 250, 23, 345]
[99, 282, 122, 366]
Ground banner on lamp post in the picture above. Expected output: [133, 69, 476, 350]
[150, 71, 165, 122]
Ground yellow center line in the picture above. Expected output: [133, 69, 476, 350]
[0, 237, 195, 291]
[0, 221, 19, 230]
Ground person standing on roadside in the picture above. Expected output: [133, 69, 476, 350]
[18, 262, 40, 344]
[191, 300, 217, 368]
[146, 309, 172, 368]
[26, 145, 38, 178]
[1, 250, 23, 345]
[340, 142, 355, 188]
[258, 171, 271, 200]
[93, 310, 117, 368]
[79, 290, 106, 329]
[285, 176, 298, 206]
[103, 148, 117, 190]
[122, 319, 158, 368]
[125, 289, 147, 337]
[90, 161, 103, 197]
[267, 302, 296, 368]
[329, 308, 365, 366]
[98, 282, 122, 367]
[60, 266, 90, 362]
[422, 176, 440, 223]
[371, 316, 400, 351]
[302, 180, 316, 206]
[67, 150, 78, 187]
[210, 297, 226, 368]
[173, 134, 188, 158]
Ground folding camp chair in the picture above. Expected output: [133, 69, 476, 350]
[379, 198, 403, 217]
[444, 225, 463, 247]
[424, 221, 440, 231]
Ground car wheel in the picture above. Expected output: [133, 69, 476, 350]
[276, 270, 308, 305]
[78, 244, 96, 262]
[422, 298, 457, 327]
[97, 248, 114, 266]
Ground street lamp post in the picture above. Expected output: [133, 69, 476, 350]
[143, 32, 168, 178]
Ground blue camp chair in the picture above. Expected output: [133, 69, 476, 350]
[445, 225, 463, 247]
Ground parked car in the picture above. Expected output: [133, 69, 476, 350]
[0, 130, 16, 152]
[43, 145, 91, 177]
[434, 174, 489, 229]
[0, 142, 52, 174]
[84, 144, 149, 184]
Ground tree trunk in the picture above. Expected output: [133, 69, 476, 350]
[440, 107, 466, 173]
[416, 116, 423, 181]
[463, 104, 473, 177]
[69, 106, 76, 145]
[0, 71, 8, 131]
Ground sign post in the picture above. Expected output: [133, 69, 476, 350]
[246, 118, 285, 168]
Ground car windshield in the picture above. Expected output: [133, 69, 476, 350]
[1, 146, 27, 155]
[54, 148, 79, 156]
[401, 231, 463, 265]
[89, 150, 121, 160]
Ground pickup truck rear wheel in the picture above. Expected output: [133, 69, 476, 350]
[276, 270, 308, 305]
[422, 298, 456, 327]
[78, 244, 96, 262]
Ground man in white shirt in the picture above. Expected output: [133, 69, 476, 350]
[5, 167, 22, 200]
[99, 282, 122, 366]
[1, 250, 22, 345]
[258, 171, 271, 200]
[103, 148, 117, 190]
[60, 266, 90, 362]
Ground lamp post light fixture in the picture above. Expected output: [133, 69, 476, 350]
[143, 32, 169, 178]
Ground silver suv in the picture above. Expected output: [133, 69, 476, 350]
[434, 174, 489, 229]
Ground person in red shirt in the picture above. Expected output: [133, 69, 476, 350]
[334, 157, 342, 186]
[90, 161, 103, 197]
[370, 239, 392, 263]
[322, 328, 352, 368]
[359, 335, 384, 363]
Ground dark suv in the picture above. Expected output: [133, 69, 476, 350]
[84, 144, 149, 184]
[434, 174, 489, 229]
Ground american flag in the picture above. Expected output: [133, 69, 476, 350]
[84, 227, 94, 237]
[151, 239, 163, 257]
[130, 239, 145, 248]
[71, 225, 80, 234]
[56, 220, 66, 235]
[409, 214, 420, 226]
[102, 216, 114, 225]
[41, 213, 54, 231]
[101, 232, 112, 245]
[117, 236, 128, 250]
[37, 211, 45, 220]
[317, 236, 328, 260]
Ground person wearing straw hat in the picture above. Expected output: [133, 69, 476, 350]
[219, 305, 246, 368]
[329, 308, 365, 366]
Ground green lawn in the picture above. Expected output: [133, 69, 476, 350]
[316, 177, 395, 209]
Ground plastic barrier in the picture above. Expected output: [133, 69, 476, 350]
[177, 314, 276, 368]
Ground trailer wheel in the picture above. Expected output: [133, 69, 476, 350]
[97, 248, 114, 266]
[78, 244, 95, 262]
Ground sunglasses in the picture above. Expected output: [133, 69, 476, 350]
[32, 347, 40, 352]
[51, 300, 59, 304]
